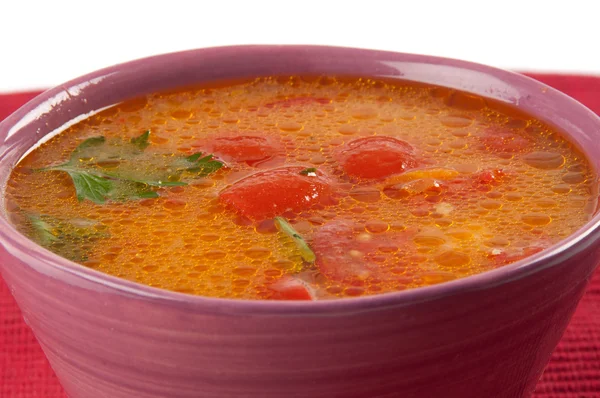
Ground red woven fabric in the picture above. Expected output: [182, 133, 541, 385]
[1, 74, 600, 397]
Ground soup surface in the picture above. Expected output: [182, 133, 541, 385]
[5, 76, 598, 300]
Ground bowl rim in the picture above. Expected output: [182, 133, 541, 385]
[2, 44, 600, 315]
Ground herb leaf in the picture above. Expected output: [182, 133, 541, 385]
[186, 153, 204, 162]
[75, 136, 106, 151]
[29, 215, 59, 245]
[40, 133, 224, 204]
[66, 136, 107, 165]
[299, 167, 318, 176]
[137, 190, 160, 199]
[149, 181, 187, 187]
[130, 130, 150, 151]
[45, 165, 113, 204]
[68, 169, 113, 204]
[183, 153, 224, 177]
[274, 217, 316, 264]
[27, 213, 109, 262]
[107, 179, 160, 201]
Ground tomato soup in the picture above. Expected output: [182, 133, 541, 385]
[5, 76, 597, 300]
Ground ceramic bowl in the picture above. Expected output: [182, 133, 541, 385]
[1, 46, 600, 398]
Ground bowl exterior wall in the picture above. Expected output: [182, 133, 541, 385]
[2, 240, 598, 397]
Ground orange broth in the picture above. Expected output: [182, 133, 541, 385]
[5, 76, 598, 300]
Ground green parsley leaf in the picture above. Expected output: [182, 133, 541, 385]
[274, 217, 316, 264]
[152, 181, 187, 187]
[29, 215, 59, 245]
[136, 190, 160, 199]
[76, 136, 106, 150]
[105, 179, 159, 201]
[179, 153, 224, 177]
[130, 130, 150, 151]
[27, 213, 109, 262]
[185, 153, 204, 162]
[46, 165, 113, 204]
[299, 167, 318, 176]
[68, 169, 113, 204]
[71, 136, 106, 160]
[40, 133, 223, 204]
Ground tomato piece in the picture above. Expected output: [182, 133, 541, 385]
[313, 221, 416, 283]
[197, 135, 283, 167]
[473, 169, 506, 185]
[219, 166, 335, 220]
[336, 136, 419, 179]
[267, 275, 315, 300]
[469, 168, 511, 193]
[479, 127, 533, 153]
[489, 246, 544, 267]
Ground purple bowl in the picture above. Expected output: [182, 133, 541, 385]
[1, 45, 600, 398]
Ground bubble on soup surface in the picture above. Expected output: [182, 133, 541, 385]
[562, 172, 587, 184]
[535, 198, 558, 208]
[504, 192, 523, 201]
[446, 229, 473, 240]
[480, 200, 503, 210]
[434, 251, 471, 268]
[444, 91, 486, 111]
[344, 287, 365, 296]
[204, 250, 227, 260]
[422, 272, 457, 285]
[278, 121, 304, 132]
[351, 106, 378, 120]
[434, 218, 453, 227]
[365, 220, 389, 234]
[171, 110, 193, 120]
[413, 231, 446, 247]
[484, 237, 511, 248]
[163, 199, 187, 210]
[523, 151, 565, 170]
[338, 125, 359, 135]
[349, 187, 381, 203]
[245, 247, 271, 259]
[521, 213, 552, 226]
[200, 234, 221, 242]
[439, 115, 474, 128]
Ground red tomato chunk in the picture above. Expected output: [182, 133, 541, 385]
[336, 136, 419, 179]
[267, 276, 315, 300]
[313, 221, 415, 283]
[196, 135, 282, 166]
[474, 169, 506, 185]
[219, 166, 336, 220]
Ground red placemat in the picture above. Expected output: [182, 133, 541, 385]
[1, 74, 600, 397]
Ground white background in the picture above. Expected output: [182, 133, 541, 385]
[1, 0, 599, 93]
